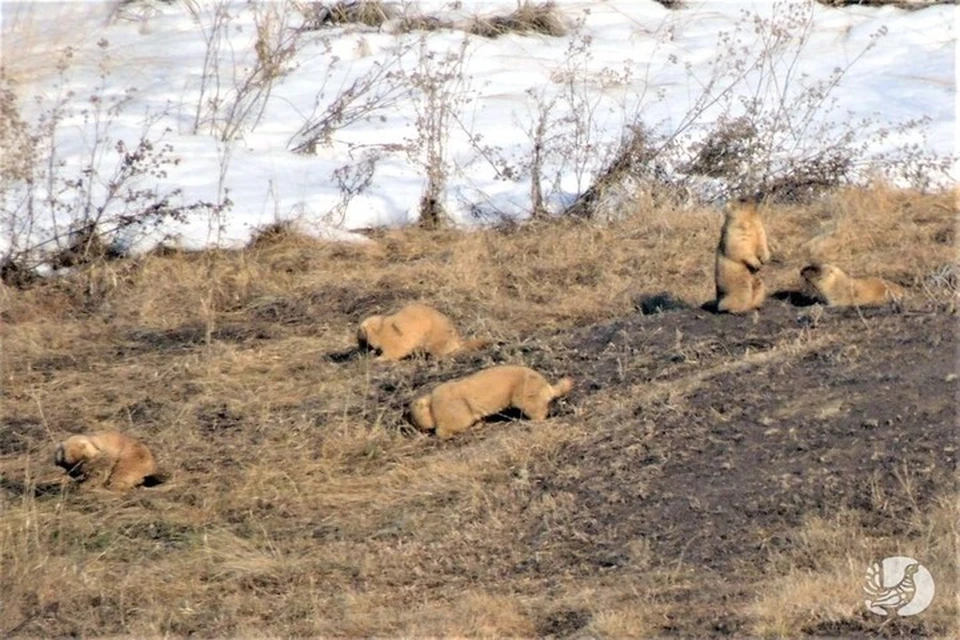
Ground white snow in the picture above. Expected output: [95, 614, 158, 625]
[0, 0, 955, 260]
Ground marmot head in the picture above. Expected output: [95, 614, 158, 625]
[54, 435, 101, 477]
[408, 395, 435, 431]
[357, 315, 384, 348]
[724, 195, 759, 221]
[800, 263, 824, 283]
[801, 262, 840, 286]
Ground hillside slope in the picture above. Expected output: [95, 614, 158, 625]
[1, 189, 956, 637]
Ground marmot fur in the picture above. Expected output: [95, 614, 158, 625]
[408, 365, 574, 439]
[800, 263, 905, 307]
[358, 303, 489, 361]
[715, 196, 771, 313]
[55, 431, 165, 490]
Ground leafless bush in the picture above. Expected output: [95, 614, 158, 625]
[108, 0, 179, 23]
[507, 20, 662, 220]
[682, 113, 860, 203]
[192, 0, 302, 142]
[0, 84, 36, 186]
[563, 124, 673, 218]
[405, 37, 472, 228]
[467, 2, 569, 39]
[526, 96, 553, 219]
[287, 43, 413, 154]
[557, 0, 954, 215]
[325, 148, 380, 226]
[0, 45, 222, 284]
[684, 116, 759, 181]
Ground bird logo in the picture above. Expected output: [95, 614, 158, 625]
[863, 557, 935, 617]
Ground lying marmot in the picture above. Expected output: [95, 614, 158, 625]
[800, 263, 905, 307]
[408, 365, 574, 439]
[55, 430, 165, 491]
[358, 303, 489, 361]
[715, 196, 771, 313]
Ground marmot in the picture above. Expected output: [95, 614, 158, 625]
[408, 365, 574, 439]
[800, 263, 905, 307]
[715, 196, 771, 313]
[358, 303, 490, 361]
[55, 431, 166, 490]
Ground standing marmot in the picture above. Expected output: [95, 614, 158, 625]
[55, 431, 165, 491]
[800, 263, 905, 307]
[408, 365, 574, 439]
[714, 196, 771, 313]
[358, 303, 490, 361]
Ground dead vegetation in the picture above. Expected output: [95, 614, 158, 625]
[651, 0, 686, 8]
[295, 1, 569, 39]
[815, 0, 955, 9]
[466, 2, 569, 39]
[299, 0, 399, 31]
[0, 185, 957, 637]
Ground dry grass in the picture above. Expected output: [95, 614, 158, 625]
[0, 185, 956, 637]
[749, 496, 960, 637]
[466, 2, 569, 39]
[299, 0, 399, 30]
[392, 14, 457, 35]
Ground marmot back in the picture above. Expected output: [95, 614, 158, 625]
[55, 430, 165, 491]
[801, 263, 905, 307]
[408, 365, 574, 439]
[357, 303, 489, 361]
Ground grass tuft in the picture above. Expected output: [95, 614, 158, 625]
[300, 0, 399, 30]
[467, 2, 569, 39]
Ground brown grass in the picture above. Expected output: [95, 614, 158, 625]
[749, 496, 959, 637]
[467, 2, 569, 39]
[393, 14, 457, 35]
[300, 0, 399, 30]
[0, 185, 956, 637]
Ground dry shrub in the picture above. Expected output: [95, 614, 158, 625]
[300, 0, 398, 30]
[683, 114, 857, 204]
[815, 0, 953, 8]
[0, 84, 34, 185]
[467, 1, 568, 39]
[393, 14, 456, 34]
[562, 123, 672, 219]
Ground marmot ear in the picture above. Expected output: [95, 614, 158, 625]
[76, 435, 105, 459]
